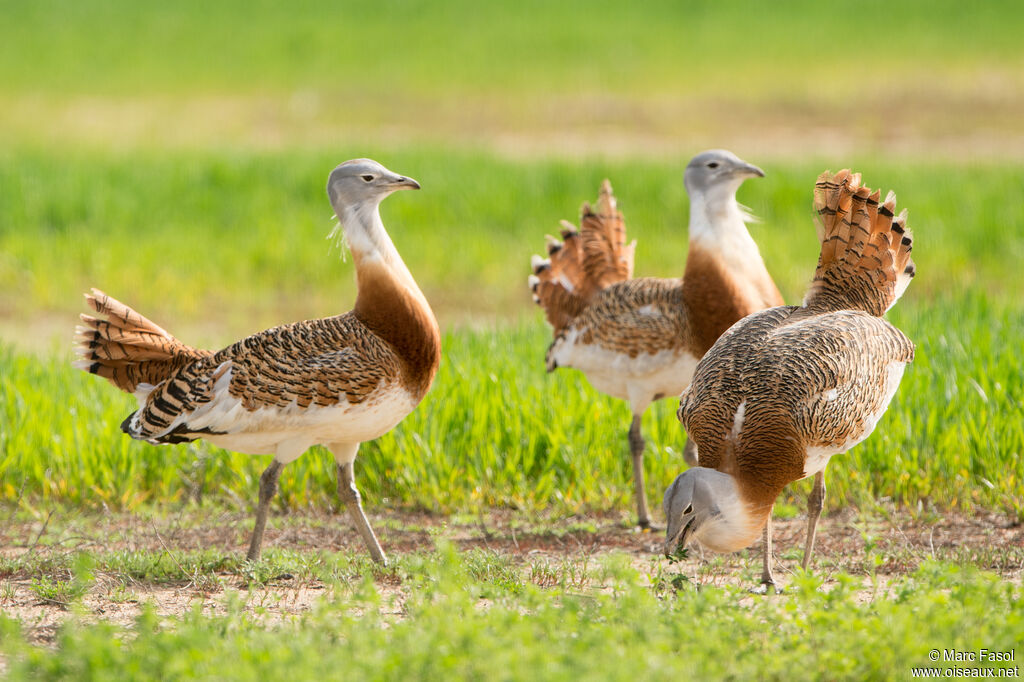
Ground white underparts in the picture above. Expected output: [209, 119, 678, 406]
[136, 361, 418, 461]
[550, 328, 700, 411]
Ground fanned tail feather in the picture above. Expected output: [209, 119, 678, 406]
[528, 180, 636, 334]
[804, 170, 915, 316]
[74, 288, 212, 394]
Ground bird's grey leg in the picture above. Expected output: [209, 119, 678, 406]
[760, 515, 776, 590]
[337, 460, 387, 565]
[682, 437, 699, 467]
[247, 459, 284, 561]
[802, 472, 826, 570]
[628, 414, 653, 529]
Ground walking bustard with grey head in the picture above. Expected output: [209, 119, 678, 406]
[75, 159, 440, 565]
[529, 150, 783, 528]
[665, 169, 916, 588]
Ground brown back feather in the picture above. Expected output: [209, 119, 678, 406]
[804, 170, 915, 316]
[75, 288, 212, 393]
[529, 180, 636, 334]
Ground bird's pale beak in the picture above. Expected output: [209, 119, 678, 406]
[664, 516, 695, 557]
[736, 162, 765, 178]
[392, 176, 421, 191]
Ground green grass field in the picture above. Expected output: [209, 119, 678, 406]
[4, 0, 1022, 97]
[2, 548, 1021, 680]
[2, 1, 1023, 679]
[2, 0, 1023, 156]
[2, 154, 1022, 518]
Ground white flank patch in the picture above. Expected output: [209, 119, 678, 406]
[729, 400, 747, 442]
[802, 446, 835, 479]
[550, 327, 699, 409]
[636, 304, 659, 316]
[133, 383, 156, 408]
[154, 362, 418, 460]
[867, 360, 909, 435]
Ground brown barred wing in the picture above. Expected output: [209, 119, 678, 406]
[678, 306, 798, 475]
[774, 310, 915, 452]
[128, 313, 400, 442]
[680, 307, 914, 494]
[560, 278, 688, 358]
[224, 314, 401, 410]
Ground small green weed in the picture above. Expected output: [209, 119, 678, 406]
[29, 576, 87, 608]
[2, 554, 1020, 681]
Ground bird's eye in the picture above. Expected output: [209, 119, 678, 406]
[684, 504, 693, 515]
[360, 174, 374, 182]
[707, 162, 719, 169]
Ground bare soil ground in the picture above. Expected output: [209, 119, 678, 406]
[4, 88, 1024, 161]
[1, 506, 1021, 646]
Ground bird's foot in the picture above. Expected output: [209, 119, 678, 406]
[636, 518, 662, 533]
[748, 581, 784, 595]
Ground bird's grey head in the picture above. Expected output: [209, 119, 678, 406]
[684, 149, 764, 197]
[662, 467, 735, 557]
[326, 158, 420, 211]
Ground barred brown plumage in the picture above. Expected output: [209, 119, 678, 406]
[76, 289, 213, 394]
[527, 150, 782, 529]
[665, 169, 916, 589]
[74, 159, 440, 565]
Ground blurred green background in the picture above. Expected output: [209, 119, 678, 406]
[2, 0, 1023, 339]
[1, 0, 1021, 516]
[2, 0, 1023, 159]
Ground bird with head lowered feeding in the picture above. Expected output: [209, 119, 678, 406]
[529, 150, 783, 530]
[75, 159, 440, 565]
[665, 169, 916, 589]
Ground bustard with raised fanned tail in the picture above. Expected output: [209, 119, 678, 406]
[529, 150, 782, 529]
[75, 159, 440, 565]
[664, 169, 916, 588]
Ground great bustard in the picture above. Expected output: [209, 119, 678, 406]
[529, 150, 783, 528]
[665, 169, 916, 588]
[75, 159, 441, 565]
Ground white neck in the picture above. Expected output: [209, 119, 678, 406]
[337, 200, 424, 300]
[687, 183, 766, 274]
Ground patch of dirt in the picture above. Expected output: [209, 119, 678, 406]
[3, 89, 1024, 160]
[1, 507, 1021, 646]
